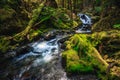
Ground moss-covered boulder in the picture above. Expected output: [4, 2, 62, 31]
[62, 49, 95, 74]
[62, 34, 109, 79]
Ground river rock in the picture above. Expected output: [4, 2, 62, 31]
[16, 45, 33, 55]
[4, 51, 16, 58]
[58, 36, 71, 43]
[60, 43, 66, 50]
[44, 32, 56, 40]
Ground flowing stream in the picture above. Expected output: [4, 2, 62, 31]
[2, 35, 69, 80]
[0, 14, 97, 80]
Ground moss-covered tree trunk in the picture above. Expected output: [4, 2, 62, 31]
[14, 0, 46, 41]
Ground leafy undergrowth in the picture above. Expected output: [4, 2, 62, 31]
[62, 32, 120, 80]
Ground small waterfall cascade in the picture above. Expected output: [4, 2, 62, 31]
[76, 13, 92, 33]
[13, 38, 60, 79]
[1, 35, 68, 80]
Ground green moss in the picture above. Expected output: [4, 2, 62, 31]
[62, 49, 80, 73]
[62, 34, 109, 78]
[67, 62, 94, 73]
[28, 29, 42, 41]
[113, 24, 120, 29]
[72, 20, 79, 28]
[13, 6, 77, 42]
[69, 34, 92, 56]
[89, 31, 107, 46]
[62, 49, 93, 73]
[0, 37, 10, 53]
[89, 30, 120, 54]
[94, 7, 102, 13]
[89, 30, 120, 79]
[13, 1, 46, 42]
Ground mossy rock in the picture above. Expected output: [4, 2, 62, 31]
[62, 34, 109, 78]
[62, 49, 94, 73]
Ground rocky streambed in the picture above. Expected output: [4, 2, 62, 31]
[0, 29, 99, 80]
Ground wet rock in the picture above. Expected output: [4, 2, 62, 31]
[32, 51, 42, 54]
[58, 36, 70, 43]
[67, 74, 97, 80]
[16, 45, 33, 55]
[61, 55, 67, 69]
[4, 51, 16, 58]
[60, 44, 66, 50]
[58, 36, 71, 50]
[51, 48, 56, 52]
[44, 32, 56, 40]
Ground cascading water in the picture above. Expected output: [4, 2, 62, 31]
[16, 38, 59, 63]
[1, 35, 68, 80]
[0, 15, 94, 80]
[76, 13, 92, 33]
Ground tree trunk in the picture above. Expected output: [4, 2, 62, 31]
[14, 0, 46, 41]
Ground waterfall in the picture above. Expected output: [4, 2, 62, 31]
[78, 13, 92, 25]
[76, 13, 92, 33]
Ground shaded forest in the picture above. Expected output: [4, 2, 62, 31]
[0, 0, 120, 80]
